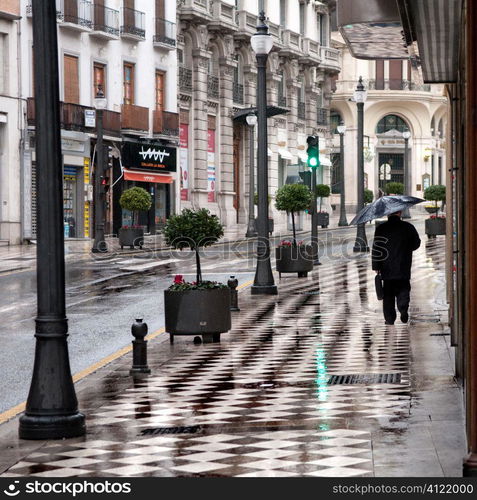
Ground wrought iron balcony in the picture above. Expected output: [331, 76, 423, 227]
[154, 18, 176, 48]
[317, 107, 329, 126]
[233, 82, 244, 104]
[56, 0, 93, 30]
[153, 110, 179, 137]
[91, 3, 120, 38]
[368, 79, 432, 92]
[298, 102, 306, 120]
[179, 67, 192, 93]
[207, 76, 219, 99]
[121, 6, 145, 40]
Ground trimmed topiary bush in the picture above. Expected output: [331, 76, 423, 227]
[364, 189, 374, 204]
[315, 184, 331, 212]
[384, 182, 404, 195]
[275, 184, 313, 246]
[119, 187, 152, 226]
[424, 184, 446, 214]
[163, 208, 224, 284]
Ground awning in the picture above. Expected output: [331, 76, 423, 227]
[278, 148, 294, 160]
[233, 106, 290, 123]
[123, 169, 174, 184]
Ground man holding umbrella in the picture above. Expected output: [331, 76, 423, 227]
[350, 195, 423, 325]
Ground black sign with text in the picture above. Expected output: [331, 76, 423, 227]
[122, 142, 177, 173]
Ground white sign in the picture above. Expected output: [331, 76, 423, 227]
[84, 109, 96, 128]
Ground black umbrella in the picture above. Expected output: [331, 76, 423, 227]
[350, 195, 425, 225]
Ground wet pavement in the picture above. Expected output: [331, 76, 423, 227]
[0, 235, 466, 477]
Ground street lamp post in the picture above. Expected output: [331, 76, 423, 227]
[19, 0, 85, 439]
[353, 77, 369, 252]
[92, 86, 108, 253]
[250, 11, 277, 295]
[402, 129, 412, 219]
[337, 121, 348, 226]
[245, 113, 258, 238]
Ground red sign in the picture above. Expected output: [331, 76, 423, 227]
[207, 129, 216, 203]
[180, 124, 189, 201]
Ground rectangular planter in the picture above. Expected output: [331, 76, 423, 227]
[276, 245, 313, 277]
[425, 217, 446, 237]
[119, 227, 144, 249]
[316, 212, 329, 228]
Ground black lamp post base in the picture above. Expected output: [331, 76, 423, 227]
[19, 412, 85, 440]
[353, 244, 370, 253]
[251, 284, 278, 295]
[338, 220, 349, 227]
[245, 229, 258, 238]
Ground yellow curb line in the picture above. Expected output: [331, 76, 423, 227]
[0, 279, 254, 426]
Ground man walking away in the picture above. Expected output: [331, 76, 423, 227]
[372, 211, 421, 325]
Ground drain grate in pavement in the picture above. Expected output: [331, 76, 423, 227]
[140, 425, 202, 436]
[327, 373, 402, 385]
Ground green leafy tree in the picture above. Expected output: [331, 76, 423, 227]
[384, 182, 404, 195]
[424, 184, 446, 213]
[364, 189, 374, 204]
[315, 184, 331, 212]
[119, 187, 152, 226]
[275, 184, 313, 246]
[163, 208, 224, 283]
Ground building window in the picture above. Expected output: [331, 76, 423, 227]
[375, 60, 384, 90]
[64, 54, 79, 104]
[318, 14, 327, 45]
[278, 157, 287, 187]
[330, 110, 342, 134]
[299, 3, 305, 35]
[233, 55, 244, 104]
[278, 70, 286, 107]
[376, 114, 408, 134]
[0, 34, 6, 94]
[93, 62, 106, 98]
[298, 78, 305, 120]
[155, 71, 165, 111]
[280, 0, 286, 26]
[389, 60, 403, 90]
[123, 62, 135, 104]
[331, 153, 341, 194]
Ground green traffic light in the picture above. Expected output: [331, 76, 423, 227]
[308, 157, 318, 168]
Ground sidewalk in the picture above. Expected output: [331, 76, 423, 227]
[0, 237, 465, 477]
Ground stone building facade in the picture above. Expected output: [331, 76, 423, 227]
[177, 0, 340, 232]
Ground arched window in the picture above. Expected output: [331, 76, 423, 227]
[330, 110, 342, 134]
[278, 70, 287, 107]
[376, 114, 408, 134]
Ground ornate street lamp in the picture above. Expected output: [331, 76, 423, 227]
[245, 112, 258, 238]
[337, 120, 348, 226]
[353, 77, 369, 252]
[250, 12, 277, 295]
[20, 0, 85, 439]
[402, 129, 412, 219]
[92, 85, 108, 253]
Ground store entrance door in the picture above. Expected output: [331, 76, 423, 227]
[378, 153, 404, 191]
[63, 172, 78, 238]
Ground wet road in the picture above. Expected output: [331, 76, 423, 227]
[0, 223, 412, 415]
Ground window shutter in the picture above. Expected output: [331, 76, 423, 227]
[64, 55, 79, 104]
[389, 60, 403, 90]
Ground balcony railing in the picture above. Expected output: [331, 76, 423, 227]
[121, 6, 145, 40]
[233, 82, 244, 104]
[179, 67, 192, 93]
[369, 79, 432, 92]
[154, 18, 176, 47]
[317, 107, 329, 126]
[56, 0, 93, 28]
[153, 110, 179, 137]
[298, 101, 306, 120]
[207, 76, 219, 99]
[92, 3, 120, 36]
[121, 104, 149, 132]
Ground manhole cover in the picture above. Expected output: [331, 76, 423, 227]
[140, 425, 202, 436]
[327, 373, 402, 385]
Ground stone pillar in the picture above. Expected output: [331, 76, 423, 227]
[191, 47, 211, 208]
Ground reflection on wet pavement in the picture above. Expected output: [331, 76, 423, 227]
[1, 238, 465, 477]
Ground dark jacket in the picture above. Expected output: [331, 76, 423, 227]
[372, 216, 421, 280]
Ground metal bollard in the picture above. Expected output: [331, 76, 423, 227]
[130, 318, 151, 375]
[227, 276, 240, 312]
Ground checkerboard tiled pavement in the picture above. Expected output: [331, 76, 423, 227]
[1, 238, 459, 477]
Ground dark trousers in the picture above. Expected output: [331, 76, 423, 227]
[383, 279, 411, 324]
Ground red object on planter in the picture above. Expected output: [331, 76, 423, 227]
[174, 275, 184, 284]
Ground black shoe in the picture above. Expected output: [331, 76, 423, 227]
[401, 312, 409, 323]
[385, 321, 395, 325]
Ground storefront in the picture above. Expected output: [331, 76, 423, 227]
[116, 140, 177, 235]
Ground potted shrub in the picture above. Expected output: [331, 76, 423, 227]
[364, 189, 374, 205]
[118, 187, 152, 249]
[163, 208, 231, 343]
[275, 184, 313, 278]
[384, 181, 404, 195]
[424, 185, 446, 238]
[315, 184, 331, 228]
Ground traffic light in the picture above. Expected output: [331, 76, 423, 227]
[101, 176, 110, 194]
[306, 135, 319, 169]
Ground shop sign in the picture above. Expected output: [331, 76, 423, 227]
[85, 109, 96, 128]
[207, 130, 216, 203]
[180, 124, 189, 201]
[122, 141, 177, 173]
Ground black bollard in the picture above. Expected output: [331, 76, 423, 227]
[228, 276, 240, 312]
[130, 318, 151, 375]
